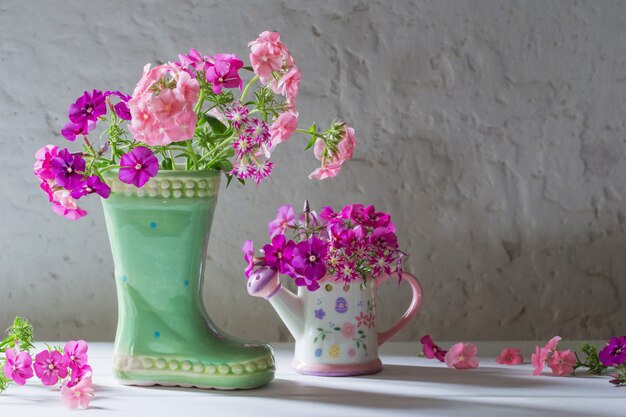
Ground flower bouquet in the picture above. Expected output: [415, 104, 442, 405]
[244, 202, 423, 376]
[33, 31, 357, 390]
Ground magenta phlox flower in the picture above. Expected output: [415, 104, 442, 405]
[369, 227, 398, 250]
[119, 146, 158, 188]
[336, 260, 361, 283]
[68, 89, 107, 127]
[232, 134, 254, 158]
[263, 234, 296, 275]
[70, 175, 111, 199]
[599, 336, 626, 367]
[369, 251, 394, 278]
[51, 149, 86, 190]
[350, 204, 392, 228]
[178, 49, 210, 71]
[225, 104, 249, 130]
[4, 348, 34, 385]
[242, 240, 256, 278]
[107, 91, 132, 120]
[268, 205, 295, 238]
[244, 118, 270, 145]
[61, 120, 96, 142]
[292, 237, 327, 282]
[420, 335, 447, 362]
[63, 340, 89, 373]
[34, 349, 68, 386]
[205, 53, 244, 94]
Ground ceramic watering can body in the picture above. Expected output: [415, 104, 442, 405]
[247, 268, 423, 376]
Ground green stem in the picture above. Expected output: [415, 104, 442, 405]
[186, 140, 198, 169]
[168, 149, 177, 170]
[240, 75, 259, 102]
[197, 135, 236, 163]
[98, 165, 122, 173]
[194, 89, 206, 114]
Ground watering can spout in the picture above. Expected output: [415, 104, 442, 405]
[246, 267, 304, 340]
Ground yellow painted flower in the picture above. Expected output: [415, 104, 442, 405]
[329, 343, 341, 358]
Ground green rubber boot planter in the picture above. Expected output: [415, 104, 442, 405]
[101, 170, 275, 390]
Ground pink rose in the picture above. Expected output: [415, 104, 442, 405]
[495, 347, 524, 365]
[444, 343, 479, 370]
[270, 112, 298, 147]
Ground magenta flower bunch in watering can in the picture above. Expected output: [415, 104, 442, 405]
[244, 202, 423, 376]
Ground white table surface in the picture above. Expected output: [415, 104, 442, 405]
[1, 341, 624, 416]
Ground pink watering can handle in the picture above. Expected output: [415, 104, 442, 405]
[377, 272, 423, 346]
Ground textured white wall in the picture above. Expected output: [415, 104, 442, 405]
[1, 0, 625, 342]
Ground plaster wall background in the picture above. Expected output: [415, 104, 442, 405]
[1, 0, 625, 342]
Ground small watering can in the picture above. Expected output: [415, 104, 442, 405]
[247, 268, 423, 376]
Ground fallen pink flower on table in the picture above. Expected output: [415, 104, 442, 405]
[496, 347, 524, 365]
[547, 349, 576, 376]
[420, 335, 447, 362]
[444, 342, 479, 370]
[60, 373, 94, 409]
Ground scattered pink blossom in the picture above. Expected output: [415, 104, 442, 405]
[34, 349, 68, 386]
[60, 373, 94, 409]
[51, 189, 88, 220]
[34, 145, 59, 181]
[495, 348, 524, 365]
[420, 335, 447, 362]
[3, 348, 34, 385]
[547, 349, 576, 376]
[205, 53, 244, 94]
[444, 343, 479, 370]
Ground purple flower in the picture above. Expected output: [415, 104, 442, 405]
[244, 119, 270, 145]
[599, 336, 626, 367]
[33, 349, 68, 386]
[178, 49, 210, 71]
[263, 234, 296, 275]
[369, 227, 398, 250]
[205, 53, 244, 94]
[349, 204, 392, 229]
[119, 147, 158, 188]
[61, 121, 95, 142]
[420, 335, 447, 362]
[314, 308, 326, 319]
[292, 237, 328, 282]
[51, 148, 86, 190]
[70, 175, 112, 199]
[68, 89, 107, 126]
[3, 348, 34, 385]
[108, 91, 132, 121]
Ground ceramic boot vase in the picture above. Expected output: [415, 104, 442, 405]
[102, 170, 275, 389]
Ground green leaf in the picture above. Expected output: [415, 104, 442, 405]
[161, 158, 173, 170]
[224, 147, 236, 158]
[317, 328, 324, 332]
[321, 334, 326, 340]
[363, 344, 368, 351]
[358, 330, 364, 334]
[237, 177, 245, 186]
[356, 341, 360, 348]
[304, 135, 317, 151]
[313, 337, 318, 343]
[206, 115, 228, 134]
[334, 327, 340, 331]
[309, 123, 316, 133]
[225, 174, 234, 187]
[197, 114, 207, 126]
[217, 159, 233, 172]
